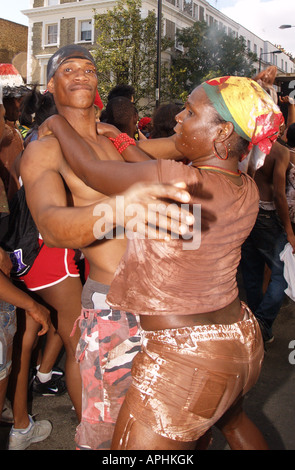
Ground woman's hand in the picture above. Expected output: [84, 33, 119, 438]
[38, 115, 63, 140]
[96, 122, 121, 139]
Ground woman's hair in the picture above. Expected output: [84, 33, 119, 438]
[287, 123, 295, 148]
[103, 96, 137, 135]
[211, 105, 250, 158]
[150, 103, 182, 139]
[19, 86, 57, 129]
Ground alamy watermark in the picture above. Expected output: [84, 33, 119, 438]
[92, 196, 201, 251]
[288, 340, 295, 365]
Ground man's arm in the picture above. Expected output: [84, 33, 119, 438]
[20, 138, 193, 248]
[272, 143, 295, 251]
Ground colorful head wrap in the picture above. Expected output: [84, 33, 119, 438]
[47, 44, 96, 82]
[202, 76, 284, 155]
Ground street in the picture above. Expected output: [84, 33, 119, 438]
[1, 288, 294, 451]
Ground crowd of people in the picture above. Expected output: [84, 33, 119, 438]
[0, 44, 294, 451]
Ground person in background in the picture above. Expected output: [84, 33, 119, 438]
[107, 84, 135, 103]
[240, 68, 295, 346]
[103, 96, 138, 139]
[150, 103, 182, 139]
[6, 86, 83, 448]
[138, 117, 152, 138]
[0, 84, 52, 449]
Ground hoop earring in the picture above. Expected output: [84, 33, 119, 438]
[212, 140, 228, 160]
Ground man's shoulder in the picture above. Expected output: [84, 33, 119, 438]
[21, 135, 63, 175]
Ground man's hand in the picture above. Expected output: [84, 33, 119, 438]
[26, 301, 51, 336]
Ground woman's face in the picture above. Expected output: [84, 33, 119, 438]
[174, 86, 220, 160]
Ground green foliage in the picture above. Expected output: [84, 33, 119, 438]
[93, 3, 257, 111]
[169, 22, 257, 102]
[93, 0, 169, 112]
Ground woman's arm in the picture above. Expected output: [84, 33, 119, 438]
[38, 115, 158, 194]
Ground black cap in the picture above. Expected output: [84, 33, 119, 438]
[47, 44, 96, 82]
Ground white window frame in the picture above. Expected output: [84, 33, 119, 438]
[45, 0, 59, 5]
[76, 18, 94, 44]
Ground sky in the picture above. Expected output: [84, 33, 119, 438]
[2, 0, 295, 56]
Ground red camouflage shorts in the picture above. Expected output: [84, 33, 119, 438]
[73, 305, 141, 450]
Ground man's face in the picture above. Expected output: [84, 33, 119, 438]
[47, 58, 98, 110]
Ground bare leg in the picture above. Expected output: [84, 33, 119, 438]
[31, 323, 64, 373]
[10, 277, 82, 427]
[9, 310, 40, 429]
[37, 277, 82, 420]
[111, 401, 196, 450]
[215, 397, 269, 450]
[0, 376, 9, 420]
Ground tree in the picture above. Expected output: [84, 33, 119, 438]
[93, 0, 171, 112]
[169, 22, 257, 102]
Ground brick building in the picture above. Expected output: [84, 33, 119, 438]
[22, 0, 295, 90]
[0, 19, 28, 82]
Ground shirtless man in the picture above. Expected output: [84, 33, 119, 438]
[20, 45, 193, 450]
[240, 140, 295, 344]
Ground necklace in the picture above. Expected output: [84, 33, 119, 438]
[189, 163, 241, 177]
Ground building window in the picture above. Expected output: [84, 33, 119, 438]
[46, 23, 58, 45]
[193, 3, 198, 19]
[175, 27, 184, 51]
[47, 0, 59, 5]
[79, 20, 92, 42]
[199, 6, 205, 21]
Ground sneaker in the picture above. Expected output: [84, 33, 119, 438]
[1, 398, 14, 424]
[9, 415, 52, 450]
[29, 365, 65, 386]
[52, 366, 65, 379]
[257, 319, 274, 345]
[32, 375, 67, 396]
[264, 334, 275, 344]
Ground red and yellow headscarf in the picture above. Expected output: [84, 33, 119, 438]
[202, 76, 284, 155]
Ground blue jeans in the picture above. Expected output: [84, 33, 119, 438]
[0, 301, 16, 381]
[240, 208, 287, 340]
